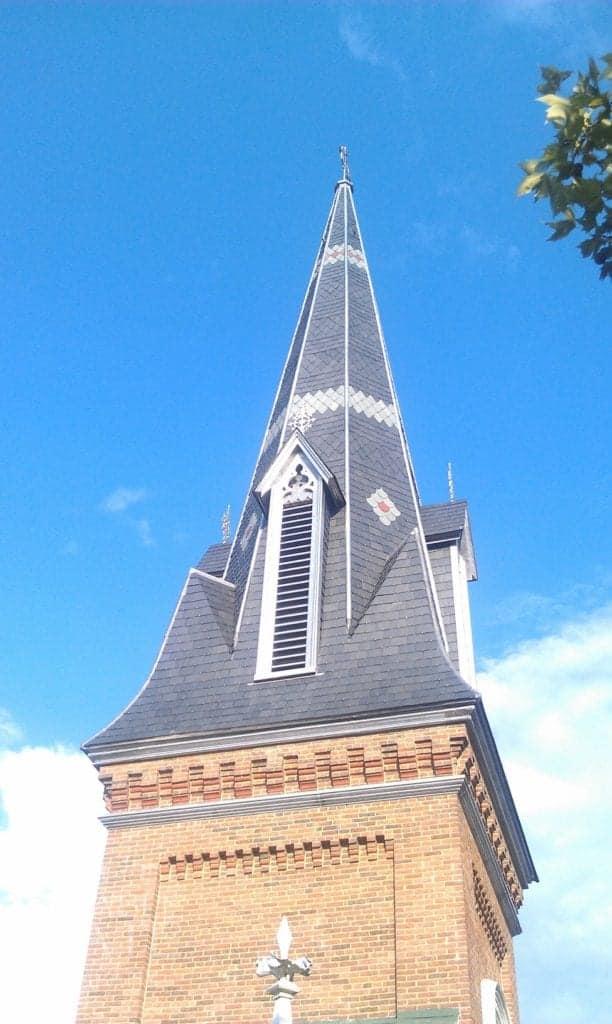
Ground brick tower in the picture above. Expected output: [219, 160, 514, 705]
[78, 156, 536, 1024]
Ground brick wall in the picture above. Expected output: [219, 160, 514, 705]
[78, 726, 523, 1024]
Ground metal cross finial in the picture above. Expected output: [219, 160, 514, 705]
[221, 504, 231, 544]
[447, 462, 455, 504]
[339, 144, 351, 182]
[256, 917, 312, 1024]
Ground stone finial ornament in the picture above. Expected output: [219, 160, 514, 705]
[256, 917, 312, 1024]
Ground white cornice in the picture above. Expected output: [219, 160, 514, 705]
[102, 775, 464, 830]
[85, 705, 477, 766]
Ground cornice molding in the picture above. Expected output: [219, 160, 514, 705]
[466, 705, 537, 889]
[102, 774, 464, 829]
[85, 705, 476, 766]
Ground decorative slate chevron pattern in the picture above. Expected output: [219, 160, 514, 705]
[289, 386, 398, 428]
[322, 243, 366, 270]
[350, 389, 397, 426]
[322, 244, 345, 266]
[292, 386, 345, 414]
[347, 244, 366, 269]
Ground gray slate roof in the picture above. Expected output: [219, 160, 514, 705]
[199, 500, 473, 580]
[199, 542, 230, 576]
[421, 500, 469, 538]
[85, 173, 477, 751]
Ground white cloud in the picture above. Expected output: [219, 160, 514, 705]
[488, 578, 612, 631]
[0, 744, 105, 1024]
[339, 11, 406, 80]
[0, 709, 22, 745]
[477, 602, 612, 1020]
[135, 517, 155, 547]
[101, 486, 148, 514]
[461, 225, 521, 266]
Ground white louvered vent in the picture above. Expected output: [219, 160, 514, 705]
[271, 498, 313, 672]
[256, 449, 327, 680]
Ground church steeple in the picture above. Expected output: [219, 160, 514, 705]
[78, 158, 536, 1024]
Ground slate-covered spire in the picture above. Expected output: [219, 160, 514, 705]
[84, 154, 477, 755]
[225, 151, 439, 636]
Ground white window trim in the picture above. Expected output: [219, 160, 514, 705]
[481, 979, 511, 1024]
[255, 450, 326, 680]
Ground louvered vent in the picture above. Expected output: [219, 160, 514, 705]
[271, 498, 313, 672]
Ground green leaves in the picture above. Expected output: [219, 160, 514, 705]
[517, 172, 544, 196]
[519, 56, 612, 281]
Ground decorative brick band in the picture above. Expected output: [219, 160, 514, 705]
[101, 736, 457, 813]
[473, 866, 508, 964]
[161, 834, 393, 882]
[101, 775, 520, 936]
[99, 731, 521, 913]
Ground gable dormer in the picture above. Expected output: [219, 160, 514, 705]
[254, 431, 343, 679]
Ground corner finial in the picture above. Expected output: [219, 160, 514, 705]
[447, 462, 455, 504]
[221, 504, 231, 544]
[338, 145, 352, 186]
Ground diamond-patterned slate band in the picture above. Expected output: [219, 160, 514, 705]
[322, 244, 366, 270]
[261, 385, 397, 456]
[367, 488, 401, 526]
[289, 386, 398, 428]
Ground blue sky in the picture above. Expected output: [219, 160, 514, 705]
[0, 2, 611, 1022]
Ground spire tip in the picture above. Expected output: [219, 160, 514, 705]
[337, 145, 353, 189]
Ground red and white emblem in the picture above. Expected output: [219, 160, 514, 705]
[367, 488, 400, 525]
